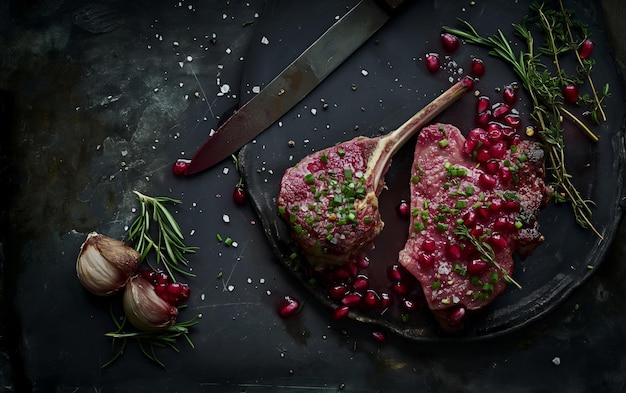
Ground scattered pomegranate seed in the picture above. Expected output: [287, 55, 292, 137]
[341, 292, 362, 307]
[332, 305, 350, 321]
[421, 238, 437, 253]
[462, 76, 475, 90]
[470, 58, 485, 77]
[425, 53, 440, 73]
[172, 159, 191, 176]
[372, 331, 386, 342]
[390, 281, 410, 296]
[492, 103, 510, 118]
[277, 295, 302, 318]
[233, 185, 247, 205]
[478, 173, 497, 189]
[502, 85, 517, 105]
[356, 256, 370, 269]
[386, 264, 404, 282]
[476, 96, 490, 114]
[476, 111, 491, 128]
[352, 274, 369, 292]
[562, 84, 579, 104]
[467, 259, 488, 275]
[503, 114, 521, 129]
[448, 307, 466, 325]
[328, 283, 348, 300]
[401, 298, 417, 312]
[396, 200, 410, 217]
[488, 233, 508, 250]
[447, 243, 462, 260]
[379, 292, 392, 309]
[363, 290, 381, 309]
[578, 39, 594, 59]
[441, 33, 460, 52]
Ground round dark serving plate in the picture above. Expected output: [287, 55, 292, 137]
[239, 0, 626, 340]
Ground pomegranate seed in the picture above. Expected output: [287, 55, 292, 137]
[511, 135, 521, 145]
[372, 331, 386, 342]
[417, 253, 434, 269]
[421, 238, 437, 253]
[489, 233, 508, 250]
[487, 126, 503, 142]
[476, 147, 491, 163]
[447, 243, 462, 260]
[352, 274, 369, 292]
[329, 284, 348, 300]
[562, 84, 579, 104]
[391, 281, 410, 296]
[489, 198, 503, 212]
[332, 305, 350, 321]
[485, 160, 499, 175]
[233, 186, 247, 205]
[503, 114, 521, 129]
[500, 166, 513, 183]
[476, 131, 491, 147]
[331, 266, 352, 280]
[356, 256, 370, 269]
[494, 217, 515, 232]
[467, 259, 488, 275]
[468, 127, 486, 140]
[425, 53, 440, 73]
[379, 292, 392, 309]
[462, 76, 475, 90]
[448, 307, 466, 325]
[463, 138, 479, 155]
[492, 103, 510, 118]
[470, 225, 484, 237]
[470, 58, 485, 76]
[140, 269, 157, 284]
[476, 96, 490, 114]
[478, 173, 497, 189]
[346, 262, 358, 277]
[277, 295, 301, 318]
[579, 39, 594, 59]
[363, 290, 381, 309]
[341, 292, 362, 307]
[397, 200, 410, 217]
[400, 298, 417, 312]
[441, 33, 460, 52]
[476, 111, 491, 128]
[463, 210, 477, 227]
[154, 284, 169, 301]
[504, 200, 520, 212]
[387, 264, 404, 282]
[501, 126, 516, 140]
[489, 141, 507, 159]
[172, 159, 191, 176]
[502, 85, 517, 105]
[156, 271, 171, 285]
[476, 206, 490, 222]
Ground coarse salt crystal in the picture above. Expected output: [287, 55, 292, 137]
[261, 36, 270, 45]
[222, 214, 230, 223]
[252, 86, 261, 94]
[228, 285, 235, 292]
[361, 69, 369, 76]
[223, 167, 229, 175]
[220, 84, 230, 94]
[186, 55, 193, 62]
[552, 357, 561, 366]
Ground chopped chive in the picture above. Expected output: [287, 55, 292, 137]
[304, 173, 315, 184]
[224, 237, 233, 246]
[439, 139, 449, 148]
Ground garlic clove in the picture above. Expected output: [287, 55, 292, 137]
[123, 275, 178, 331]
[76, 232, 140, 296]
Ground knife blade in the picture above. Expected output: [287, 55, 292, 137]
[184, 0, 408, 175]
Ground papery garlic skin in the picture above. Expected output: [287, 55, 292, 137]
[123, 275, 178, 331]
[76, 232, 140, 296]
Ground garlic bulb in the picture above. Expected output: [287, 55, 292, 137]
[76, 232, 140, 296]
[123, 275, 178, 331]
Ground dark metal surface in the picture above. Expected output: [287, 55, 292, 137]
[1, 0, 626, 392]
[184, 0, 399, 175]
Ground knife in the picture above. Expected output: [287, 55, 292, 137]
[183, 0, 409, 175]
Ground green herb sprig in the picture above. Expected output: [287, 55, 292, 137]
[454, 224, 522, 290]
[103, 307, 201, 369]
[128, 191, 198, 281]
[442, 1, 607, 238]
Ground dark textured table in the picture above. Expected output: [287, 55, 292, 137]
[1, 0, 625, 392]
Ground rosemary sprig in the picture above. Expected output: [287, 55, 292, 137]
[127, 191, 198, 280]
[442, 3, 606, 238]
[454, 225, 522, 289]
[102, 306, 201, 369]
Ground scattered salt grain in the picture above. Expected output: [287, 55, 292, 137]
[186, 55, 193, 62]
[266, 290, 271, 295]
[201, 294, 205, 301]
[190, 229, 195, 236]
[222, 214, 230, 223]
[259, 278, 266, 284]
[252, 86, 261, 94]
[247, 278, 252, 284]
[228, 285, 235, 292]
[261, 36, 270, 45]
[311, 108, 317, 115]
[223, 167, 229, 175]
[220, 84, 231, 94]
[361, 69, 369, 76]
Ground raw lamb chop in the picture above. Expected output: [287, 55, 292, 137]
[398, 123, 550, 331]
[277, 79, 472, 267]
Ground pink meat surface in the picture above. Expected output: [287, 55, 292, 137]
[398, 123, 549, 330]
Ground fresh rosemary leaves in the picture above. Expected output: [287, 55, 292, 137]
[443, 1, 608, 238]
[103, 306, 200, 369]
[128, 191, 198, 280]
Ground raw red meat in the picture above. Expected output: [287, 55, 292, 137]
[398, 123, 549, 331]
